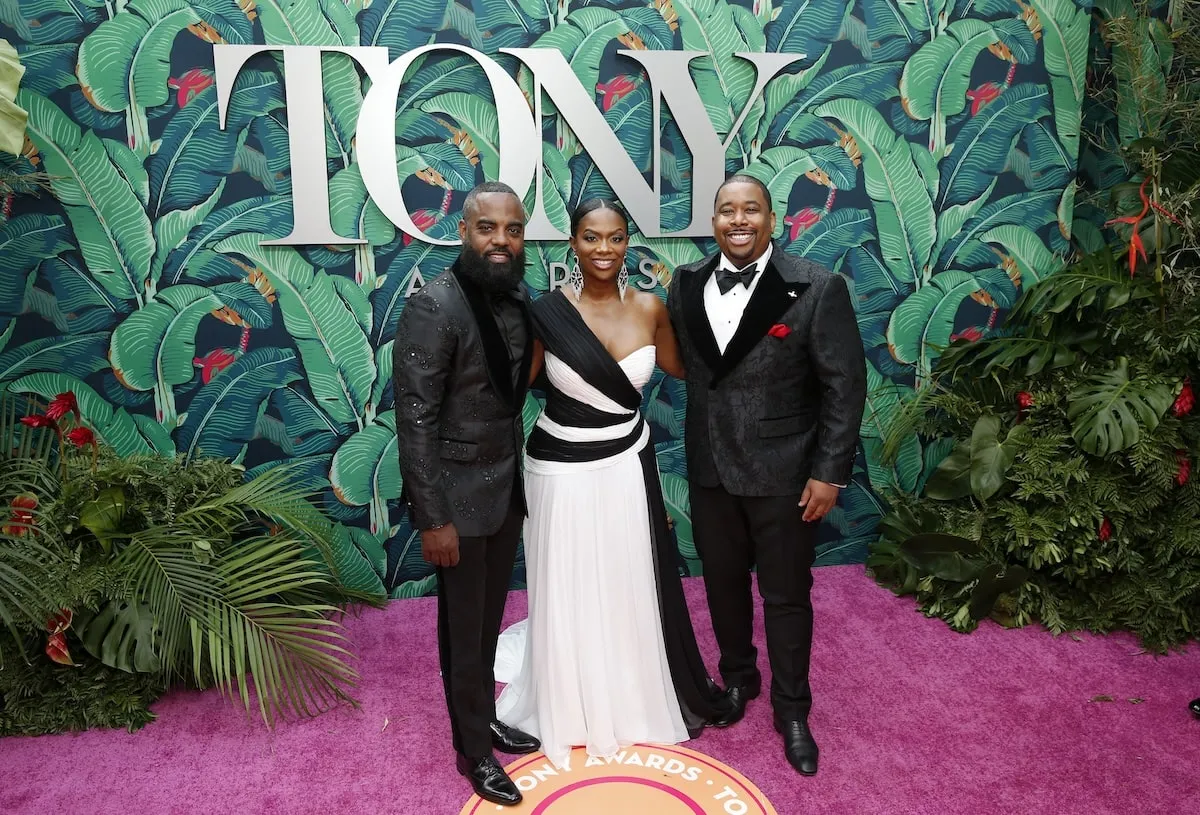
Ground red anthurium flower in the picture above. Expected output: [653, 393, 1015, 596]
[768, 323, 791, 339]
[1098, 518, 1113, 542]
[45, 391, 78, 421]
[65, 426, 95, 448]
[168, 68, 215, 108]
[966, 82, 1003, 115]
[1017, 392, 1034, 410]
[783, 208, 821, 242]
[1173, 378, 1194, 417]
[193, 348, 238, 384]
[597, 75, 638, 112]
[1176, 451, 1191, 486]
[4, 493, 38, 536]
[20, 414, 57, 429]
[45, 632, 75, 666]
[46, 609, 73, 635]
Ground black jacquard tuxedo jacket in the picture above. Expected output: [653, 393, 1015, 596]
[392, 267, 532, 537]
[666, 242, 867, 495]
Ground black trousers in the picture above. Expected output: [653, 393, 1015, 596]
[690, 482, 817, 722]
[435, 489, 523, 760]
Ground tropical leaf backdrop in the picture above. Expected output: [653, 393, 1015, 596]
[0, 0, 1091, 596]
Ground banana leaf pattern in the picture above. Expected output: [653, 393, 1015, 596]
[0, 0, 1090, 596]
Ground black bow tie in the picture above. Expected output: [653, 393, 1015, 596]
[716, 263, 758, 294]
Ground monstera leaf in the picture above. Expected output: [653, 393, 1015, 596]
[109, 284, 221, 393]
[177, 347, 303, 462]
[214, 234, 376, 426]
[887, 270, 980, 370]
[788, 207, 875, 270]
[330, 411, 401, 536]
[1028, 0, 1089, 160]
[0, 333, 109, 386]
[1067, 358, 1175, 457]
[75, 600, 162, 674]
[815, 99, 936, 284]
[938, 83, 1053, 208]
[162, 196, 292, 286]
[899, 19, 1000, 156]
[20, 90, 155, 305]
[6, 372, 155, 455]
[674, 0, 765, 160]
[767, 62, 903, 148]
[359, 0, 452, 58]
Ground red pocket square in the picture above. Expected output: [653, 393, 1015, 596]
[768, 323, 791, 339]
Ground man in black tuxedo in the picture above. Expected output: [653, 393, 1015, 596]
[393, 182, 540, 807]
[667, 175, 867, 776]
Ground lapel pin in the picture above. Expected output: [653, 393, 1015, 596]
[788, 290, 798, 298]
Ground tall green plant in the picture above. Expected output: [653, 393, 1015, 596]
[868, 0, 1200, 650]
[0, 391, 384, 733]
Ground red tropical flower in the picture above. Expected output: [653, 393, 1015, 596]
[46, 609, 73, 635]
[1173, 378, 1194, 417]
[966, 82, 1003, 115]
[597, 75, 638, 112]
[45, 391, 78, 421]
[194, 349, 238, 384]
[45, 632, 75, 666]
[4, 493, 38, 536]
[768, 323, 791, 339]
[783, 207, 821, 242]
[1017, 392, 1034, 410]
[1105, 179, 1151, 276]
[401, 209, 441, 247]
[1177, 451, 1191, 486]
[951, 326, 984, 343]
[20, 414, 57, 429]
[168, 69, 215, 108]
[65, 426, 95, 448]
[1098, 518, 1113, 542]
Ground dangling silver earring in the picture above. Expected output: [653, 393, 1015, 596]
[617, 266, 629, 302]
[569, 263, 584, 301]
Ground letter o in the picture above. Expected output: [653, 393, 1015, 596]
[357, 45, 537, 246]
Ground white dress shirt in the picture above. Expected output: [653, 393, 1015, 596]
[703, 243, 774, 353]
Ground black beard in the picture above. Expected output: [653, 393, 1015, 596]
[458, 244, 526, 293]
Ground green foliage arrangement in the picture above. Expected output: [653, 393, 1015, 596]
[867, 0, 1200, 651]
[0, 391, 385, 736]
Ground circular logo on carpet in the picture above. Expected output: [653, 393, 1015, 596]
[458, 744, 777, 814]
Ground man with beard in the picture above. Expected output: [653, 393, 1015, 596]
[393, 182, 540, 807]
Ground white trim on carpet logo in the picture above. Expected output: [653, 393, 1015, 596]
[458, 744, 778, 814]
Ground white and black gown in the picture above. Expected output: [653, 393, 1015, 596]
[494, 290, 726, 770]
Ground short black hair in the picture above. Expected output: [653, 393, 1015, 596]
[715, 174, 772, 212]
[570, 198, 629, 236]
[463, 181, 523, 219]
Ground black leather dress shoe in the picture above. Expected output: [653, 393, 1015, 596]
[457, 754, 522, 806]
[490, 720, 541, 754]
[776, 719, 819, 776]
[710, 683, 761, 728]
[1190, 698, 1200, 719]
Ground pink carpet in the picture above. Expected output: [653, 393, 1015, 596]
[2, 566, 1197, 814]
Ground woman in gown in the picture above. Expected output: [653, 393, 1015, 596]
[493, 199, 729, 769]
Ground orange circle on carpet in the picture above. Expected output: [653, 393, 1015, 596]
[458, 744, 777, 814]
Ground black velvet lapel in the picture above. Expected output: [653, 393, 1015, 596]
[710, 257, 810, 387]
[452, 263, 516, 407]
[681, 255, 722, 374]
